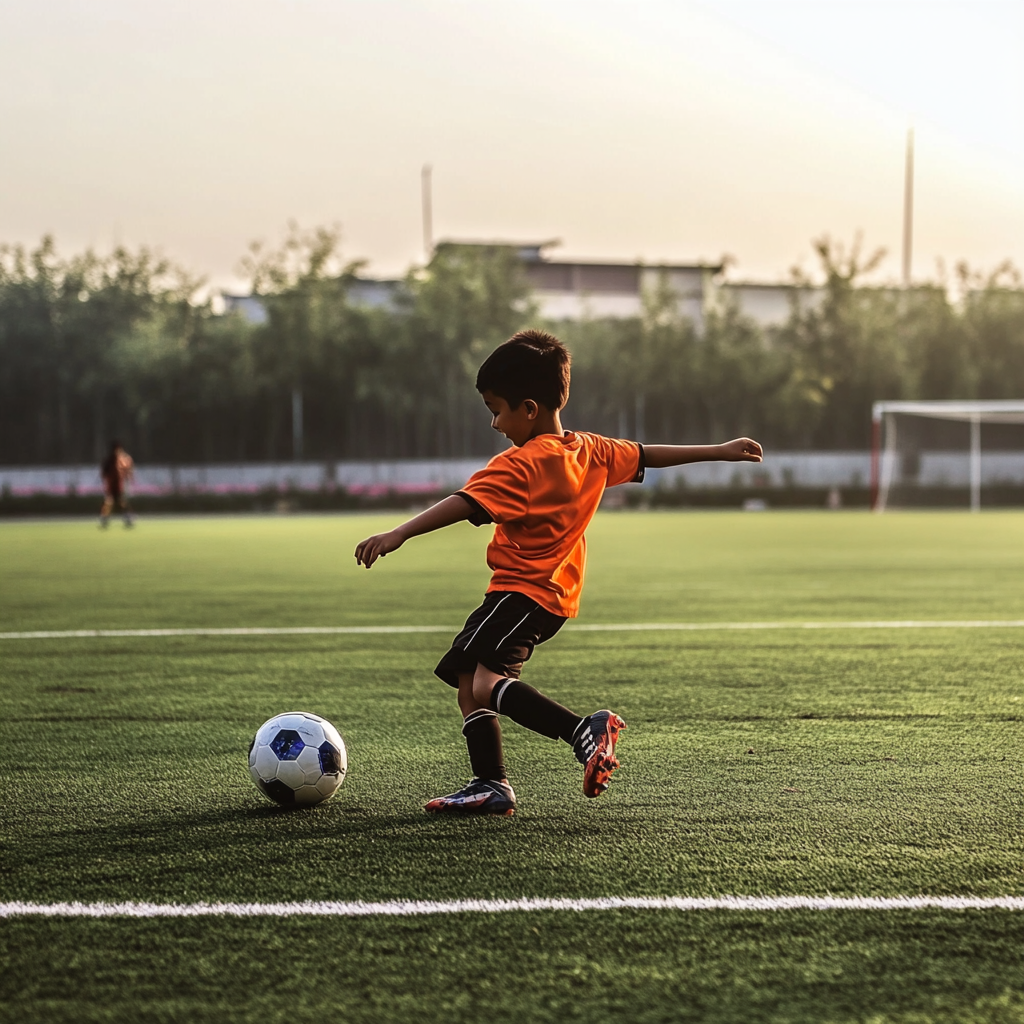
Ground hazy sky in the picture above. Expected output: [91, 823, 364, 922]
[1, 0, 1022, 290]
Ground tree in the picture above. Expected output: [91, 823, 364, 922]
[386, 242, 535, 457]
[2, 228, 1023, 465]
[241, 223, 365, 459]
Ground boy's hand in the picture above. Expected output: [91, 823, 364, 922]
[719, 438, 763, 462]
[355, 530, 405, 568]
[352, 495, 474, 570]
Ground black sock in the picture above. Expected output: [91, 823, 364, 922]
[462, 710, 506, 781]
[489, 678, 583, 743]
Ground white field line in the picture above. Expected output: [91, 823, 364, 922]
[5, 620, 1024, 640]
[569, 620, 1024, 632]
[3, 896, 1024, 918]
[0, 626, 455, 639]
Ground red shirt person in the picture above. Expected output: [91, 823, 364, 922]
[100, 439, 135, 528]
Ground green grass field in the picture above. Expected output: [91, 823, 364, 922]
[3, 511, 1024, 1023]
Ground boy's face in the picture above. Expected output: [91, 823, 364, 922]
[481, 390, 543, 447]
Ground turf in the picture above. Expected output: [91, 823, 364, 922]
[2, 511, 1024, 1023]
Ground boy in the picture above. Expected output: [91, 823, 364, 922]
[355, 330, 762, 816]
[100, 439, 135, 529]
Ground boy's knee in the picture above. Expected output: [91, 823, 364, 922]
[471, 664, 503, 706]
[456, 673, 476, 715]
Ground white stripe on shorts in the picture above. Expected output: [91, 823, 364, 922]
[459, 593, 513, 649]
[495, 606, 537, 651]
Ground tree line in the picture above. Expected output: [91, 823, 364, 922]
[1, 227, 1022, 465]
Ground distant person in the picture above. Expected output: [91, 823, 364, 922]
[355, 329, 763, 816]
[100, 439, 134, 528]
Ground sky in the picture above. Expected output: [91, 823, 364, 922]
[0, 0, 1021, 291]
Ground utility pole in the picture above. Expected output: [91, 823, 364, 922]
[291, 387, 303, 461]
[421, 164, 433, 261]
[902, 126, 914, 287]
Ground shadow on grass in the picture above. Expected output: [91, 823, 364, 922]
[3, 792, 640, 905]
[14, 799, 430, 845]
[2, 798, 530, 899]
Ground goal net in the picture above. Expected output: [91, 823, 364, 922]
[872, 400, 1024, 511]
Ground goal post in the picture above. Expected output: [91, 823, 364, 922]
[871, 400, 1024, 512]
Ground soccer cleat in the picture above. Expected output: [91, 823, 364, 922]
[572, 711, 626, 798]
[424, 777, 516, 816]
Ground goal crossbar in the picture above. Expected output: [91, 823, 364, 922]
[871, 400, 1024, 512]
[872, 400, 1024, 425]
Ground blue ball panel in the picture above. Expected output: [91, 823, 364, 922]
[270, 729, 305, 760]
[318, 741, 342, 775]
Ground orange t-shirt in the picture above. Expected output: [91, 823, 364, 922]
[457, 431, 644, 618]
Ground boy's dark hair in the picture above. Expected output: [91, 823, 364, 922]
[476, 330, 571, 411]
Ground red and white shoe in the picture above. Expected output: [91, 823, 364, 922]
[571, 711, 626, 798]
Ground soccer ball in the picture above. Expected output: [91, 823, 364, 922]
[248, 711, 347, 807]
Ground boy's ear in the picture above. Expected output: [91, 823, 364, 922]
[522, 399, 539, 420]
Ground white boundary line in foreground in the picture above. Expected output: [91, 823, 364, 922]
[5, 620, 1024, 640]
[3, 896, 1024, 918]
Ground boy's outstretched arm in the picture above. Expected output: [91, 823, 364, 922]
[644, 438, 763, 468]
[354, 494, 473, 568]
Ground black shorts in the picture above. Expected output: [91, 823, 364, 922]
[434, 591, 567, 688]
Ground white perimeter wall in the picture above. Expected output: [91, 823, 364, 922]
[882, 452, 1024, 487]
[6, 451, 1024, 497]
[0, 460, 486, 497]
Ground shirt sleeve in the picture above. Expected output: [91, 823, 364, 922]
[602, 438, 646, 487]
[458, 454, 530, 524]
[453, 491, 493, 527]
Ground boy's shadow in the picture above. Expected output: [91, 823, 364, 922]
[18, 803, 430, 869]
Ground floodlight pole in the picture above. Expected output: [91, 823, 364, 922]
[970, 413, 981, 512]
[292, 387, 303, 462]
[421, 164, 434, 262]
[902, 127, 914, 288]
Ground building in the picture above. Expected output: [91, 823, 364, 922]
[346, 277, 403, 309]
[221, 241, 822, 329]
[715, 282, 825, 327]
[512, 241, 721, 328]
[221, 293, 270, 325]
[222, 280, 403, 322]
[438, 240, 817, 329]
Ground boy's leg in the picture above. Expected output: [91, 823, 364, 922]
[457, 671, 506, 783]
[474, 664, 626, 799]
[424, 671, 515, 815]
[472, 665, 581, 743]
[429, 592, 625, 806]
